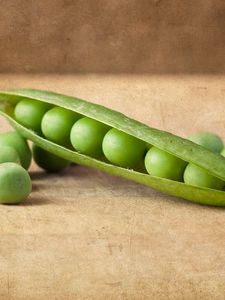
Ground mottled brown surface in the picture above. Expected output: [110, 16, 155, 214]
[0, 74, 225, 299]
[1, 0, 225, 73]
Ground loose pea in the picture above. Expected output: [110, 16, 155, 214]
[14, 99, 52, 133]
[0, 146, 21, 164]
[188, 132, 224, 153]
[70, 117, 110, 158]
[0, 162, 32, 204]
[144, 147, 187, 181]
[0, 131, 31, 169]
[221, 148, 225, 157]
[32, 144, 70, 172]
[41, 107, 81, 146]
[183, 163, 224, 190]
[102, 128, 146, 168]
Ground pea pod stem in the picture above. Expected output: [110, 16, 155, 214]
[0, 89, 225, 206]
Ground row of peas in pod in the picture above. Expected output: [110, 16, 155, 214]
[13, 99, 225, 192]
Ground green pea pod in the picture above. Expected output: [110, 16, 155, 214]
[0, 89, 225, 206]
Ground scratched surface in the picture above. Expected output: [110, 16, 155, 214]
[0, 75, 225, 300]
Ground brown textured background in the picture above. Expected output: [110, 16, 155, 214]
[1, 0, 225, 73]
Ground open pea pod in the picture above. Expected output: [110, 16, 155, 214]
[0, 89, 225, 206]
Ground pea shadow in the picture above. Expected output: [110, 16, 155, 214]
[2, 195, 50, 206]
[157, 191, 225, 211]
[22, 196, 51, 206]
[29, 171, 47, 181]
[28, 167, 225, 210]
[29, 165, 88, 181]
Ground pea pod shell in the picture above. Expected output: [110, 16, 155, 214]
[0, 89, 225, 206]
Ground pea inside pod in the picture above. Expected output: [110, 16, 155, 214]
[41, 107, 81, 146]
[0, 89, 225, 206]
[184, 163, 224, 190]
[102, 128, 146, 168]
[14, 99, 52, 133]
[144, 146, 187, 181]
[70, 117, 110, 158]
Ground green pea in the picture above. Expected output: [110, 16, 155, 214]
[0, 162, 32, 204]
[32, 144, 70, 172]
[70, 117, 110, 158]
[41, 107, 81, 146]
[221, 148, 225, 157]
[102, 128, 146, 168]
[14, 99, 51, 133]
[144, 147, 187, 181]
[184, 163, 224, 190]
[0, 146, 21, 164]
[188, 132, 224, 153]
[0, 131, 31, 169]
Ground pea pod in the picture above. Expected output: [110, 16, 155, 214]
[0, 89, 225, 206]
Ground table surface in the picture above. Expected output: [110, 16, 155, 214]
[0, 74, 225, 300]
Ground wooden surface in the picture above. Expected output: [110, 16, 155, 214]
[0, 74, 225, 300]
